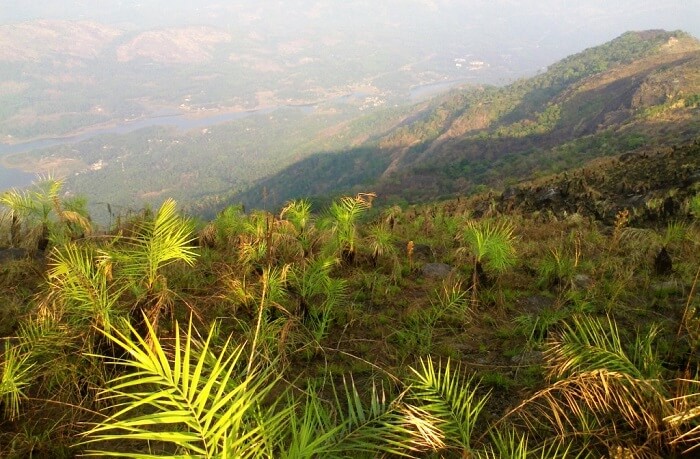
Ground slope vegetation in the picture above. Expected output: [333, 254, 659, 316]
[234, 30, 700, 210]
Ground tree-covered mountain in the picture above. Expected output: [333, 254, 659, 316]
[231, 30, 700, 212]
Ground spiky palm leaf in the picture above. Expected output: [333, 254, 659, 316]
[366, 223, 399, 268]
[280, 199, 312, 235]
[460, 219, 517, 273]
[289, 256, 345, 340]
[104, 199, 198, 332]
[0, 176, 88, 248]
[509, 315, 674, 455]
[512, 369, 672, 454]
[690, 194, 700, 220]
[665, 380, 700, 454]
[459, 218, 517, 307]
[0, 342, 34, 420]
[320, 195, 372, 261]
[283, 377, 443, 458]
[478, 429, 577, 459]
[213, 204, 246, 248]
[323, 377, 444, 457]
[409, 357, 489, 452]
[545, 314, 662, 381]
[115, 198, 198, 290]
[82, 317, 282, 458]
[47, 243, 127, 334]
[279, 199, 317, 260]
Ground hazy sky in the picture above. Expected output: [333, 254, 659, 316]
[0, 0, 698, 93]
[2, 1, 698, 38]
[2, 1, 698, 72]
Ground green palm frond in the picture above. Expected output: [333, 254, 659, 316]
[690, 194, 700, 220]
[662, 220, 691, 246]
[47, 243, 127, 334]
[280, 378, 444, 458]
[479, 429, 577, 459]
[516, 315, 673, 454]
[280, 199, 312, 234]
[291, 257, 344, 310]
[0, 341, 35, 420]
[110, 199, 198, 291]
[320, 195, 372, 258]
[0, 188, 37, 218]
[82, 317, 279, 458]
[290, 256, 345, 339]
[366, 223, 398, 263]
[323, 377, 444, 457]
[279, 199, 317, 260]
[545, 314, 659, 380]
[460, 219, 517, 273]
[409, 357, 489, 452]
[213, 204, 246, 247]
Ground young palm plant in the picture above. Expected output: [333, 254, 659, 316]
[458, 219, 517, 308]
[0, 341, 35, 420]
[0, 176, 91, 250]
[105, 198, 198, 336]
[289, 256, 346, 341]
[365, 223, 399, 271]
[320, 194, 373, 264]
[279, 198, 317, 260]
[46, 242, 128, 336]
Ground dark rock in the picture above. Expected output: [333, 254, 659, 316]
[654, 247, 673, 276]
[662, 197, 679, 219]
[412, 243, 433, 261]
[536, 187, 560, 204]
[421, 263, 453, 279]
[501, 186, 521, 201]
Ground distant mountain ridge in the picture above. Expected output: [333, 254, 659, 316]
[227, 30, 700, 212]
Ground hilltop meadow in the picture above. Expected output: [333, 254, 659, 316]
[0, 141, 699, 457]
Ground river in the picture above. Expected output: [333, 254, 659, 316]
[0, 80, 469, 192]
[0, 106, 288, 191]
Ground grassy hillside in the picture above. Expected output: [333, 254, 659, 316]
[233, 30, 700, 211]
[0, 143, 699, 456]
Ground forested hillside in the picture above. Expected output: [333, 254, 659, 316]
[233, 30, 700, 211]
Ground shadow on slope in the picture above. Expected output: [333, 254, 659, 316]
[199, 143, 402, 215]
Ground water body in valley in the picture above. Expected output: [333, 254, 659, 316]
[0, 106, 286, 191]
[0, 80, 467, 192]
